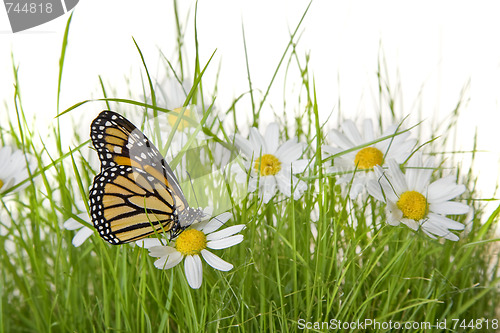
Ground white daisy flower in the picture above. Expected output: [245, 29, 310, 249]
[145, 105, 205, 165]
[0, 146, 35, 195]
[233, 123, 309, 203]
[322, 119, 416, 198]
[63, 212, 94, 247]
[137, 212, 244, 289]
[366, 153, 470, 241]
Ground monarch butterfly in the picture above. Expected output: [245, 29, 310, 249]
[89, 110, 203, 245]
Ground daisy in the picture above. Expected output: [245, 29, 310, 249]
[0, 146, 35, 195]
[145, 105, 204, 164]
[143, 76, 219, 127]
[366, 153, 470, 241]
[63, 212, 94, 247]
[322, 119, 416, 198]
[234, 123, 309, 203]
[126, 105, 207, 186]
[137, 212, 244, 289]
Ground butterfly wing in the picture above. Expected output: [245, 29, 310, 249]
[90, 110, 187, 203]
[89, 110, 194, 244]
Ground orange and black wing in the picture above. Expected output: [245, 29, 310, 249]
[89, 110, 194, 244]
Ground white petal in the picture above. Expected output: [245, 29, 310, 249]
[198, 218, 222, 233]
[409, 154, 434, 193]
[427, 177, 466, 203]
[362, 119, 375, 141]
[154, 250, 183, 269]
[191, 219, 210, 231]
[264, 123, 280, 153]
[405, 152, 422, 191]
[212, 142, 231, 167]
[234, 134, 254, 158]
[427, 213, 465, 230]
[421, 221, 449, 237]
[262, 190, 275, 203]
[341, 120, 363, 145]
[327, 129, 353, 149]
[322, 145, 342, 157]
[248, 177, 258, 192]
[387, 215, 401, 226]
[149, 245, 176, 258]
[442, 233, 460, 242]
[420, 219, 460, 241]
[231, 164, 247, 184]
[387, 159, 407, 194]
[0, 146, 11, 163]
[386, 139, 416, 163]
[421, 228, 439, 240]
[275, 139, 303, 163]
[63, 218, 83, 231]
[292, 179, 308, 199]
[164, 251, 184, 269]
[201, 249, 233, 271]
[275, 172, 292, 197]
[260, 176, 277, 203]
[214, 211, 232, 224]
[184, 255, 203, 289]
[429, 201, 470, 215]
[330, 156, 353, 171]
[72, 227, 94, 247]
[249, 128, 265, 154]
[401, 218, 419, 230]
[377, 125, 403, 151]
[206, 225, 245, 241]
[0, 146, 35, 194]
[0, 179, 14, 191]
[367, 177, 386, 202]
[136, 238, 166, 248]
[371, 165, 400, 203]
[202, 206, 214, 217]
[386, 201, 403, 225]
[290, 159, 309, 174]
[200, 212, 233, 234]
[348, 178, 365, 199]
[207, 235, 244, 249]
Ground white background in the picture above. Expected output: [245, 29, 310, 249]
[1, 0, 499, 200]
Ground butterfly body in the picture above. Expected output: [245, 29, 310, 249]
[89, 110, 203, 244]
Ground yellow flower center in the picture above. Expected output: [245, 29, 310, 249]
[175, 229, 207, 256]
[254, 154, 282, 176]
[354, 147, 384, 170]
[168, 106, 192, 130]
[0, 179, 3, 189]
[397, 191, 428, 221]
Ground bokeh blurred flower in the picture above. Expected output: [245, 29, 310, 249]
[63, 200, 93, 247]
[0, 146, 35, 195]
[63, 212, 94, 247]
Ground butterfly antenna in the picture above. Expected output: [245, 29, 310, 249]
[211, 214, 229, 229]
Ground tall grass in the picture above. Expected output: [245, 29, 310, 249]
[1, 2, 498, 332]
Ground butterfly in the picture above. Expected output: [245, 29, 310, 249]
[89, 110, 204, 245]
